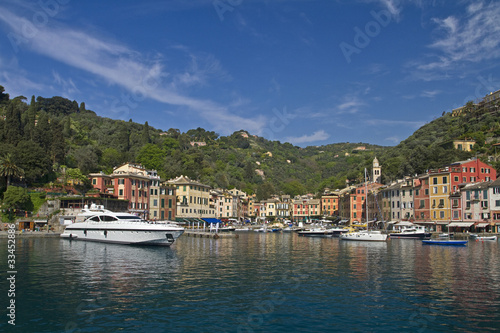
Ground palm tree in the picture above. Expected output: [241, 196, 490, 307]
[0, 153, 24, 187]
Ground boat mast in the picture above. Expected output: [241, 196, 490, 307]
[365, 168, 368, 231]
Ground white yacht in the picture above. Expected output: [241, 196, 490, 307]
[60, 204, 184, 246]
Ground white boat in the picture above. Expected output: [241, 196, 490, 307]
[60, 204, 184, 246]
[470, 234, 497, 241]
[339, 229, 388, 242]
[389, 225, 431, 239]
[298, 227, 335, 237]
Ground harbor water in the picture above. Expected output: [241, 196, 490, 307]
[1, 233, 500, 332]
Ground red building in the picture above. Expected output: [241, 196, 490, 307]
[413, 175, 430, 222]
[449, 158, 496, 194]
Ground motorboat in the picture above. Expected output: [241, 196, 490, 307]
[297, 227, 335, 237]
[60, 204, 184, 246]
[422, 239, 467, 246]
[389, 225, 431, 239]
[339, 229, 388, 242]
[218, 226, 236, 232]
[469, 234, 497, 241]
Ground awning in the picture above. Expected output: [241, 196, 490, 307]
[448, 222, 474, 227]
[436, 221, 450, 225]
[202, 218, 222, 224]
[475, 222, 490, 228]
[415, 221, 435, 224]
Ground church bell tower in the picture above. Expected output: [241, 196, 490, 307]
[372, 157, 381, 183]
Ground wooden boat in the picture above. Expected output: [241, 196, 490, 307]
[422, 239, 467, 246]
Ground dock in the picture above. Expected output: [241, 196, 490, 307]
[183, 231, 238, 239]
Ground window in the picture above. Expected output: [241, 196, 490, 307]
[443, 186, 448, 194]
[496, 200, 500, 207]
[443, 176, 447, 184]
[440, 211, 445, 219]
[433, 178, 438, 185]
[433, 187, 438, 194]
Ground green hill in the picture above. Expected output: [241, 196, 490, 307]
[1, 85, 499, 199]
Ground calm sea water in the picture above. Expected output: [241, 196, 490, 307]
[1, 233, 500, 332]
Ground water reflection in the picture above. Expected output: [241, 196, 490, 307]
[0, 234, 499, 332]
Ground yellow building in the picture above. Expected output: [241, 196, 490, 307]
[453, 139, 476, 152]
[429, 171, 451, 221]
[167, 175, 213, 218]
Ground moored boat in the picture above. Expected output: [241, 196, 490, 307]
[389, 225, 431, 239]
[422, 239, 467, 246]
[297, 227, 335, 237]
[60, 203, 184, 246]
[339, 229, 388, 242]
[470, 234, 497, 241]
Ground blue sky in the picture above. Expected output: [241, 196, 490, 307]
[0, 0, 499, 147]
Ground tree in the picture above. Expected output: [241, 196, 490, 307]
[256, 182, 275, 201]
[51, 119, 66, 164]
[2, 186, 33, 221]
[0, 85, 9, 105]
[0, 153, 24, 187]
[14, 141, 52, 184]
[4, 103, 22, 144]
[24, 95, 37, 140]
[281, 180, 306, 197]
[136, 144, 165, 171]
[142, 121, 151, 144]
[79, 102, 86, 113]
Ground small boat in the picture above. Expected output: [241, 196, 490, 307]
[389, 225, 431, 239]
[439, 233, 454, 238]
[470, 234, 497, 241]
[218, 226, 236, 232]
[339, 229, 388, 242]
[422, 239, 467, 246]
[297, 227, 335, 237]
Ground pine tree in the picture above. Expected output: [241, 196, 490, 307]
[142, 121, 151, 144]
[4, 103, 22, 144]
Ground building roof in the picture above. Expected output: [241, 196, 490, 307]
[167, 175, 211, 188]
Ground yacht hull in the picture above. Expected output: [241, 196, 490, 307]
[62, 225, 184, 246]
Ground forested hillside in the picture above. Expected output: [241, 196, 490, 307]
[1, 85, 499, 200]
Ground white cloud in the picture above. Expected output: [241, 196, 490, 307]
[285, 130, 330, 145]
[413, 2, 500, 78]
[337, 97, 366, 114]
[420, 90, 441, 98]
[0, 6, 266, 135]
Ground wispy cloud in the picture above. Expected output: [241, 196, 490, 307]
[0, 6, 266, 135]
[52, 70, 79, 96]
[285, 130, 330, 145]
[411, 1, 500, 80]
[337, 96, 366, 114]
[420, 90, 441, 98]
